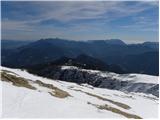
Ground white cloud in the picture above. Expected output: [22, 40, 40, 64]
[1, 1, 158, 40]
[3, 1, 158, 23]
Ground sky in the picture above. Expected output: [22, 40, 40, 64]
[1, 0, 159, 43]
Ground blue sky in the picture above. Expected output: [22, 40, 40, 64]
[1, 1, 159, 43]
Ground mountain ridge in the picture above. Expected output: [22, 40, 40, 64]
[1, 38, 159, 75]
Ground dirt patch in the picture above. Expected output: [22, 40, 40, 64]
[1, 71, 36, 90]
[70, 88, 130, 110]
[85, 92, 131, 110]
[88, 102, 142, 119]
[35, 80, 71, 98]
[1, 71, 70, 99]
[1, 70, 19, 76]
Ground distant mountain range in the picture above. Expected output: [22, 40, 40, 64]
[1, 40, 34, 49]
[1, 38, 159, 75]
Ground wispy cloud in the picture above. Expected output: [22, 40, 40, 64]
[1, 1, 159, 42]
[2, 1, 157, 24]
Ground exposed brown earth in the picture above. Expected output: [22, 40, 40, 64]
[70, 88, 130, 110]
[1, 71, 36, 90]
[87, 102, 142, 119]
[35, 80, 71, 98]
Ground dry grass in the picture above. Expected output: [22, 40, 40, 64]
[1, 71, 36, 90]
[1, 70, 19, 76]
[98, 104, 142, 119]
[1, 71, 70, 98]
[88, 102, 142, 119]
[35, 80, 71, 98]
[85, 92, 131, 110]
[70, 88, 130, 110]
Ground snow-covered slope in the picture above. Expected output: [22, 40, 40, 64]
[61, 66, 158, 84]
[39, 65, 159, 97]
[0, 66, 159, 118]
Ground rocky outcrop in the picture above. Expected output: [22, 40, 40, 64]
[28, 66, 159, 97]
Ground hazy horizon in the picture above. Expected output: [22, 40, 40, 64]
[2, 1, 159, 43]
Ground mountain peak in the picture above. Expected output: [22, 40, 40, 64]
[105, 39, 126, 45]
[142, 41, 159, 49]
